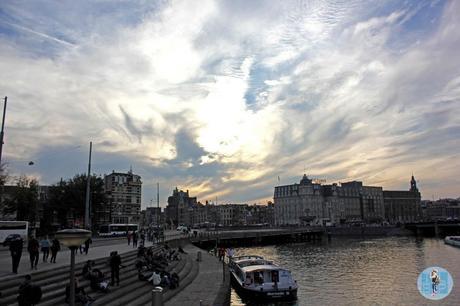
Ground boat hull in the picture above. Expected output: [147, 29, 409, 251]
[445, 236, 460, 248]
[231, 273, 298, 302]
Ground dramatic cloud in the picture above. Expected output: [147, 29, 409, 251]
[0, 0, 459, 206]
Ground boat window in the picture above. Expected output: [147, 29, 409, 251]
[254, 271, 264, 284]
[245, 274, 253, 285]
[271, 270, 279, 283]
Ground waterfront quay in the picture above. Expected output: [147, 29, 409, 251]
[0, 230, 230, 306]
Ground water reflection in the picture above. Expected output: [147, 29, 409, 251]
[231, 237, 459, 306]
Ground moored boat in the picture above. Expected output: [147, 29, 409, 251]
[229, 255, 297, 301]
[444, 236, 460, 248]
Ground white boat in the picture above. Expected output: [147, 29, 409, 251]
[444, 236, 460, 248]
[229, 255, 298, 301]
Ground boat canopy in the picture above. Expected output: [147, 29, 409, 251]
[241, 265, 287, 273]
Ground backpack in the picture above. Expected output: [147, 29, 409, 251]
[30, 285, 42, 304]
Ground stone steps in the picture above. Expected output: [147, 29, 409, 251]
[92, 259, 186, 306]
[35, 254, 143, 306]
[104, 256, 188, 306]
[162, 254, 199, 306]
[0, 244, 202, 306]
[0, 247, 155, 306]
[124, 254, 197, 306]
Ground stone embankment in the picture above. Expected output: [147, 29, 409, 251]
[0, 241, 229, 306]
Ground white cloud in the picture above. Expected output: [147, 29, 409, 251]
[0, 0, 459, 204]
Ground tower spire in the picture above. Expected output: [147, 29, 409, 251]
[410, 174, 418, 192]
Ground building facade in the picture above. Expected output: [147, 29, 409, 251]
[104, 170, 142, 224]
[383, 176, 422, 223]
[274, 174, 386, 226]
[165, 188, 197, 226]
[422, 198, 460, 221]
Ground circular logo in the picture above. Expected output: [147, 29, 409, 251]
[417, 266, 453, 300]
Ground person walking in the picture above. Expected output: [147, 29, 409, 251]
[9, 236, 23, 274]
[27, 237, 39, 270]
[50, 237, 60, 263]
[84, 237, 92, 255]
[109, 251, 122, 286]
[40, 236, 50, 263]
[127, 231, 132, 245]
[132, 231, 138, 248]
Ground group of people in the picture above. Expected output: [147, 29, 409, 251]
[217, 246, 235, 262]
[66, 250, 123, 305]
[8, 235, 94, 274]
[82, 260, 109, 292]
[127, 230, 145, 248]
[136, 244, 183, 290]
[8, 235, 61, 274]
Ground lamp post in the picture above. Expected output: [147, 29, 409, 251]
[55, 229, 91, 306]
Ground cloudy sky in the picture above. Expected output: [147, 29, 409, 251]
[0, 0, 459, 207]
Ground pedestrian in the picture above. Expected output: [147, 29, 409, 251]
[82, 260, 93, 280]
[50, 237, 60, 263]
[132, 231, 138, 248]
[109, 251, 122, 286]
[84, 237, 92, 255]
[140, 232, 145, 247]
[27, 237, 39, 270]
[40, 236, 50, 263]
[226, 247, 235, 263]
[127, 231, 131, 245]
[218, 247, 225, 262]
[17, 274, 42, 306]
[9, 236, 23, 274]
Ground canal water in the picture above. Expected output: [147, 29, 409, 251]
[230, 237, 459, 305]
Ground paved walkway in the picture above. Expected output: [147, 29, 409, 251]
[166, 244, 225, 306]
[0, 231, 185, 279]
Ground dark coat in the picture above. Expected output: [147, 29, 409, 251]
[10, 239, 23, 257]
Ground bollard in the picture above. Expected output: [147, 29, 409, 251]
[151, 287, 163, 306]
[197, 251, 202, 262]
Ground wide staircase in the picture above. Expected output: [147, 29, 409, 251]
[0, 245, 199, 306]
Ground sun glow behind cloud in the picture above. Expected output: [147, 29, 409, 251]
[0, 0, 459, 206]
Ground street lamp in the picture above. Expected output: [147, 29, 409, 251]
[55, 229, 91, 306]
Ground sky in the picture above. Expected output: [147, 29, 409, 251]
[0, 0, 459, 208]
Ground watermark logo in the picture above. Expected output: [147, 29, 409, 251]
[417, 266, 453, 300]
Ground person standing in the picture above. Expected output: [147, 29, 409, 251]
[218, 247, 225, 262]
[9, 236, 23, 274]
[127, 231, 132, 245]
[140, 232, 145, 247]
[109, 251, 122, 286]
[132, 231, 138, 248]
[40, 236, 50, 263]
[431, 268, 440, 296]
[27, 237, 39, 270]
[84, 237, 92, 255]
[50, 237, 60, 263]
[226, 247, 235, 263]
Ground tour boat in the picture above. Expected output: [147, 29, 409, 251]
[229, 255, 298, 301]
[444, 236, 460, 248]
